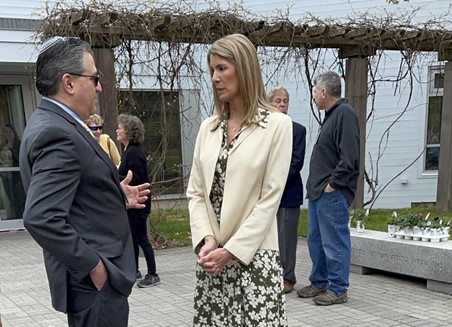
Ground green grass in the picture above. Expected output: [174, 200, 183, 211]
[150, 206, 452, 248]
[299, 207, 452, 237]
[149, 209, 191, 248]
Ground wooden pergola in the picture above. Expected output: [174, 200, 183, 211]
[40, 9, 452, 212]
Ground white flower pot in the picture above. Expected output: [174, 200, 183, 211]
[388, 224, 396, 237]
[404, 227, 413, 240]
[356, 220, 365, 233]
[412, 226, 421, 241]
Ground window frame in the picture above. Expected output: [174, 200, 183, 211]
[117, 89, 184, 195]
[424, 66, 444, 172]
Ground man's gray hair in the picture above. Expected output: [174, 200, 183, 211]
[267, 86, 289, 103]
[313, 71, 342, 97]
[36, 37, 93, 97]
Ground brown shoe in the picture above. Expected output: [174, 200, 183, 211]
[297, 284, 327, 298]
[283, 282, 294, 294]
[313, 291, 348, 306]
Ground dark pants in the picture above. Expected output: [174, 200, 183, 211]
[67, 275, 129, 327]
[277, 206, 300, 285]
[128, 212, 157, 274]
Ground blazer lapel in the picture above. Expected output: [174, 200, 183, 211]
[229, 124, 258, 155]
[38, 99, 123, 192]
[202, 126, 222, 198]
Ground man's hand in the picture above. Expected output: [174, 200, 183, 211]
[324, 183, 335, 193]
[90, 259, 108, 291]
[120, 170, 151, 209]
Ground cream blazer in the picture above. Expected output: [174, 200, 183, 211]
[187, 109, 292, 265]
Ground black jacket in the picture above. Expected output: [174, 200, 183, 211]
[118, 143, 151, 214]
[279, 121, 306, 207]
[306, 98, 360, 205]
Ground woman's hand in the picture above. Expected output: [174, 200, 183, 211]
[197, 235, 218, 260]
[120, 170, 151, 208]
[198, 237, 232, 276]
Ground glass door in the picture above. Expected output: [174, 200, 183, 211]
[0, 75, 32, 231]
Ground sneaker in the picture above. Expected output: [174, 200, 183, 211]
[297, 284, 327, 298]
[283, 281, 294, 294]
[313, 291, 348, 306]
[136, 271, 142, 280]
[137, 273, 161, 288]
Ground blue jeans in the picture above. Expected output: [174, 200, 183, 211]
[307, 190, 350, 296]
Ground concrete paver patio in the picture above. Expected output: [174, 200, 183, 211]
[1, 230, 451, 326]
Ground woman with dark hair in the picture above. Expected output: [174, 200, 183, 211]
[117, 113, 160, 288]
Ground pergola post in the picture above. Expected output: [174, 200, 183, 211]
[436, 60, 452, 212]
[93, 47, 119, 147]
[343, 55, 369, 209]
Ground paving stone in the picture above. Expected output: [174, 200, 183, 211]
[1, 231, 452, 327]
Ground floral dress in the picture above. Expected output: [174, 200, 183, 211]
[193, 112, 288, 327]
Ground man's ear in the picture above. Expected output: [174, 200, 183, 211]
[61, 74, 75, 94]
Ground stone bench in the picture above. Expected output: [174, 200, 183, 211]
[350, 229, 452, 295]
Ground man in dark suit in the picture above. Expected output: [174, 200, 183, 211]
[19, 37, 150, 327]
[269, 86, 306, 294]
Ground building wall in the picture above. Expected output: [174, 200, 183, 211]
[0, 0, 449, 208]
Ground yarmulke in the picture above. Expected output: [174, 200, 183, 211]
[39, 36, 67, 55]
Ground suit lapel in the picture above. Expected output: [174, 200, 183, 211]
[38, 99, 123, 192]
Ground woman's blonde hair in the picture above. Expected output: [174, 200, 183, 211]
[85, 114, 103, 126]
[207, 34, 276, 126]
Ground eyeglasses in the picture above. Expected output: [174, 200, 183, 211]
[68, 73, 100, 86]
[88, 125, 102, 131]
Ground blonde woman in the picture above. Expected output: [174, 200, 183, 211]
[85, 114, 121, 166]
[187, 34, 292, 326]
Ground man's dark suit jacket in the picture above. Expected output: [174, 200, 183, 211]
[19, 98, 135, 313]
[279, 121, 306, 208]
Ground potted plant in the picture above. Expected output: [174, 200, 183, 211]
[411, 213, 423, 241]
[442, 220, 450, 241]
[350, 208, 369, 233]
[398, 214, 414, 240]
[387, 211, 399, 237]
[429, 216, 443, 242]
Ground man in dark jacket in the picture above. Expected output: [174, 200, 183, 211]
[268, 86, 306, 294]
[19, 37, 150, 326]
[297, 71, 360, 305]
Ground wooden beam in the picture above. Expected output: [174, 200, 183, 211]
[436, 61, 452, 212]
[42, 15, 452, 53]
[345, 57, 368, 209]
[93, 48, 120, 149]
[339, 46, 376, 58]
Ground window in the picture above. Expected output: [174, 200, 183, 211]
[118, 90, 183, 195]
[425, 67, 444, 171]
[0, 83, 27, 223]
